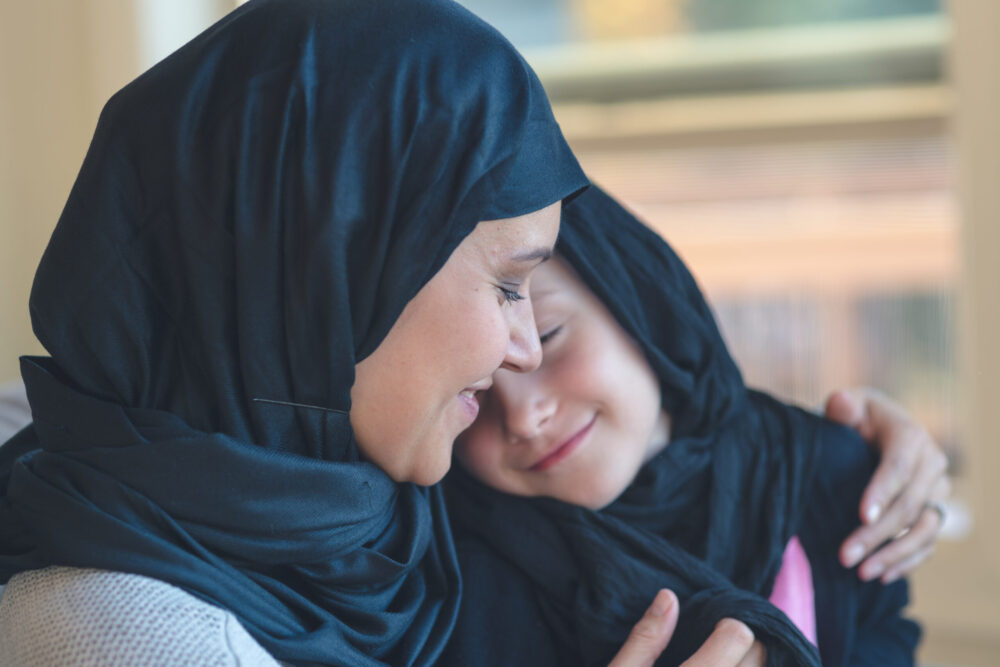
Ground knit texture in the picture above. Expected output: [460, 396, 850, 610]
[0, 567, 280, 666]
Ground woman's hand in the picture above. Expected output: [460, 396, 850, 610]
[824, 387, 951, 583]
[609, 590, 765, 667]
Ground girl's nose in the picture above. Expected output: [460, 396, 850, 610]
[492, 369, 556, 442]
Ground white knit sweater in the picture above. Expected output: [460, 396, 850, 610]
[0, 567, 281, 666]
[1, 384, 283, 665]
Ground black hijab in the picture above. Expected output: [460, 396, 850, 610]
[0, 1, 586, 665]
[445, 186, 825, 665]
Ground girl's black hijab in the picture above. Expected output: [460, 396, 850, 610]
[445, 186, 825, 665]
[0, 1, 586, 665]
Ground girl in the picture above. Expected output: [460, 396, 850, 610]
[446, 186, 933, 665]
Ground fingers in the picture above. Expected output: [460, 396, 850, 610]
[858, 421, 932, 526]
[827, 386, 950, 574]
[681, 619, 756, 667]
[843, 457, 949, 575]
[858, 514, 936, 582]
[608, 589, 678, 667]
[609, 598, 762, 667]
[881, 545, 935, 584]
[855, 477, 950, 581]
[841, 446, 927, 567]
[824, 387, 914, 524]
[823, 388, 875, 440]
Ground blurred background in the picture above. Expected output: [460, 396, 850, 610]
[0, 0, 996, 663]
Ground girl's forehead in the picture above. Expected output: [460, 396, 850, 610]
[530, 257, 606, 323]
[532, 255, 585, 295]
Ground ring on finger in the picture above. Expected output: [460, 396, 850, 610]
[924, 500, 947, 524]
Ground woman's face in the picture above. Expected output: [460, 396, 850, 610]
[350, 202, 562, 485]
[454, 256, 670, 509]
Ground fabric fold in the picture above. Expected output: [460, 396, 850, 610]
[1, 1, 588, 664]
[445, 186, 824, 665]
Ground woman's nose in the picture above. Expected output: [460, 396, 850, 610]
[499, 299, 543, 373]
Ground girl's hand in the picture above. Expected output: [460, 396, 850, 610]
[825, 388, 950, 583]
[609, 590, 765, 667]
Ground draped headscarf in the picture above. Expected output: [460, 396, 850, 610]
[445, 185, 829, 665]
[0, 1, 586, 664]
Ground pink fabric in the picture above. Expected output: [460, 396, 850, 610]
[768, 536, 817, 646]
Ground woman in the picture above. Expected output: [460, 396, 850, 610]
[0, 0, 587, 664]
[445, 186, 933, 665]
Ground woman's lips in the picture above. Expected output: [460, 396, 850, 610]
[457, 389, 481, 421]
[529, 415, 596, 472]
[457, 380, 491, 422]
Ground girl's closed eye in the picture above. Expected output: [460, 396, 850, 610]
[539, 326, 562, 345]
[455, 255, 669, 511]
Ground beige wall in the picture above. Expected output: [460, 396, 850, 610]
[1, 3, 998, 660]
[0, 0, 228, 385]
[914, 0, 1000, 662]
[0, 1, 139, 384]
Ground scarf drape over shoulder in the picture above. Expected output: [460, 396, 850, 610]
[0, 1, 586, 664]
[445, 186, 830, 665]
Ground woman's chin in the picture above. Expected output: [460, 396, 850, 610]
[398, 454, 453, 487]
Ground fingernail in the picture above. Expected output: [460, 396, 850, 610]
[865, 504, 881, 523]
[844, 543, 864, 567]
[650, 590, 673, 617]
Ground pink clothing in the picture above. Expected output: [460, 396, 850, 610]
[768, 536, 817, 646]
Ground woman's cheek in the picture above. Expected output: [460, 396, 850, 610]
[467, 298, 513, 373]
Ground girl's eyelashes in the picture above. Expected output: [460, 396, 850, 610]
[539, 326, 562, 345]
[497, 285, 525, 304]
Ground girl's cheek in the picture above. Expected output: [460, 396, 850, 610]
[474, 424, 509, 475]
[457, 444, 497, 485]
[574, 338, 620, 394]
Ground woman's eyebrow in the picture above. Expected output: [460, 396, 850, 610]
[511, 248, 554, 263]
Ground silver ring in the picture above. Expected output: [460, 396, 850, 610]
[925, 500, 947, 523]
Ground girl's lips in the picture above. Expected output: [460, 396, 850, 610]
[529, 415, 596, 472]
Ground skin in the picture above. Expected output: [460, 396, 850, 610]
[455, 257, 670, 509]
[612, 591, 765, 667]
[457, 255, 949, 571]
[825, 388, 950, 582]
[455, 253, 949, 665]
[349, 201, 561, 486]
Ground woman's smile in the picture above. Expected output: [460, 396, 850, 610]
[458, 381, 493, 422]
[351, 203, 561, 485]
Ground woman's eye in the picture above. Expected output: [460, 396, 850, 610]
[539, 326, 562, 345]
[498, 285, 525, 304]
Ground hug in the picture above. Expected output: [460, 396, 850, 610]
[0, 1, 947, 665]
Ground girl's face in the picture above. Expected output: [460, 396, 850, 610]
[454, 256, 671, 509]
[350, 202, 561, 486]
